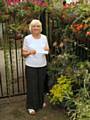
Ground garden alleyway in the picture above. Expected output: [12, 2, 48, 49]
[0, 95, 68, 120]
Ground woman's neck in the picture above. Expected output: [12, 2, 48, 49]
[32, 34, 41, 39]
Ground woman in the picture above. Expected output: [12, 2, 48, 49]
[22, 19, 49, 115]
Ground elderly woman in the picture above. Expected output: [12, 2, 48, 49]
[22, 19, 49, 115]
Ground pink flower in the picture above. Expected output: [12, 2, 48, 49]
[7, 0, 20, 6]
[86, 31, 90, 36]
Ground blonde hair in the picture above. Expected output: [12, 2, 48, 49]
[29, 19, 42, 33]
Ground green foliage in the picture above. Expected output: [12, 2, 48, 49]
[0, 1, 47, 21]
[66, 64, 90, 120]
[49, 75, 73, 104]
[0, 0, 5, 11]
[0, 1, 46, 38]
[48, 3, 90, 53]
[49, 13, 90, 115]
[75, 99, 90, 120]
[48, 53, 79, 81]
[48, 52, 90, 119]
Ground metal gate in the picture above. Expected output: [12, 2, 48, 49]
[0, 22, 26, 98]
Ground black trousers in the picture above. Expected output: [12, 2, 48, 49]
[25, 65, 47, 111]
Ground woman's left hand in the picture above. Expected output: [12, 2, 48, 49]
[43, 46, 49, 51]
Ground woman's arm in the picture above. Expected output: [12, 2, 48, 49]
[22, 49, 36, 57]
[43, 36, 50, 52]
[44, 45, 49, 51]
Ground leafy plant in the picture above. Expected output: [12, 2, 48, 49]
[48, 51, 90, 119]
[68, 69, 90, 120]
[49, 75, 73, 104]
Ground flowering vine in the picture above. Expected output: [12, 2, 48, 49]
[7, 0, 48, 7]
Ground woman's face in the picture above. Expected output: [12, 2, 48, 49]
[31, 24, 41, 34]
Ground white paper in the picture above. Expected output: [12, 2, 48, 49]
[28, 46, 49, 55]
[37, 49, 48, 54]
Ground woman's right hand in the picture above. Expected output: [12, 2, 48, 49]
[22, 49, 36, 57]
[30, 50, 36, 55]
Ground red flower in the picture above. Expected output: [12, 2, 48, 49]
[86, 31, 90, 36]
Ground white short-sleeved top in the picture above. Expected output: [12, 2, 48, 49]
[23, 34, 49, 67]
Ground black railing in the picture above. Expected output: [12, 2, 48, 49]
[0, 22, 26, 98]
